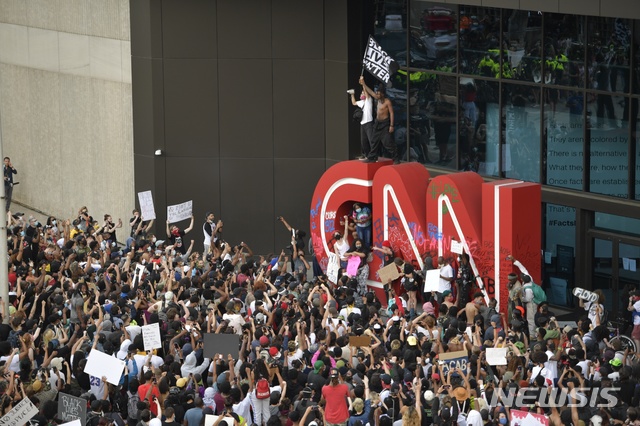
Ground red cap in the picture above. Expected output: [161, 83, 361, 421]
[382, 240, 391, 248]
[259, 336, 269, 346]
[431, 373, 440, 381]
[269, 346, 279, 357]
[515, 306, 525, 316]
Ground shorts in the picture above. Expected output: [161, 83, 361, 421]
[632, 324, 640, 340]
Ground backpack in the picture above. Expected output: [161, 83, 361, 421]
[256, 378, 271, 399]
[86, 411, 101, 426]
[158, 299, 168, 322]
[111, 388, 128, 420]
[127, 390, 140, 421]
[530, 284, 547, 305]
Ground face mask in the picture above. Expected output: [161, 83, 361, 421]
[152, 237, 156, 243]
[355, 208, 361, 212]
[20, 231, 25, 237]
[499, 418, 508, 425]
[147, 247, 152, 252]
[335, 234, 341, 240]
[356, 245, 362, 250]
[57, 310, 62, 316]
[457, 257, 461, 262]
[31, 269, 35, 274]
[52, 220, 57, 226]
[548, 343, 555, 351]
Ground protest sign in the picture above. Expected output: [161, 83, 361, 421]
[438, 350, 468, 375]
[377, 263, 400, 284]
[424, 269, 440, 292]
[142, 323, 162, 351]
[346, 256, 361, 277]
[450, 240, 463, 254]
[349, 336, 371, 347]
[132, 263, 145, 288]
[510, 409, 549, 426]
[205, 415, 235, 426]
[167, 200, 193, 223]
[138, 190, 156, 220]
[203, 334, 240, 359]
[58, 393, 87, 426]
[0, 397, 39, 426]
[326, 253, 339, 284]
[59, 420, 82, 426]
[84, 349, 125, 385]
[363, 36, 398, 84]
[486, 348, 508, 366]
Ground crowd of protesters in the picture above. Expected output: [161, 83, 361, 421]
[2, 202, 640, 426]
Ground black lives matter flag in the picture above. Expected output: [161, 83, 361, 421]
[363, 36, 398, 84]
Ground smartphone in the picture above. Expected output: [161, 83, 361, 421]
[218, 354, 223, 360]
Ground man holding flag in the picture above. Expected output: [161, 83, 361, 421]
[360, 76, 398, 164]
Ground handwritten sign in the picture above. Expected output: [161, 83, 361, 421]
[0, 397, 39, 426]
[438, 350, 468, 375]
[326, 253, 339, 284]
[377, 263, 400, 284]
[486, 348, 508, 366]
[58, 393, 87, 426]
[138, 191, 156, 220]
[142, 323, 162, 351]
[83, 349, 125, 385]
[349, 336, 371, 347]
[346, 256, 361, 277]
[424, 269, 440, 292]
[450, 240, 463, 254]
[167, 200, 193, 223]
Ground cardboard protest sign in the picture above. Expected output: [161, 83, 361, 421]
[138, 190, 156, 220]
[486, 348, 508, 366]
[349, 336, 371, 347]
[203, 333, 240, 359]
[438, 350, 468, 375]
[573, 287, 598, 303]
[84, 349, 125, 385]
[142, 323, 162, 351]
[167, 200, 193, 223]
[58, 393, 87, 426]
[326, 253, 339, 284]
[0, 397, 39, 426]
[377, 263, 400, 284]
[510, 409, 549, 426]
[424, 269, 440, 292]
[346, 256, 361, 276]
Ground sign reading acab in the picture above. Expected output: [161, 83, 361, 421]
[309, 160, 541, 314]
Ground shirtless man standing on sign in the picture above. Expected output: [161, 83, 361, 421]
[360, 76, 399, 164]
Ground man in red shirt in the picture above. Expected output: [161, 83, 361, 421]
[321, 369, 351, 426]
[138, 370, 161, 417]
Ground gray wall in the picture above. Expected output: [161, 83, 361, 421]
[130, 0, 370, 254]
[0, 0, 134, 227]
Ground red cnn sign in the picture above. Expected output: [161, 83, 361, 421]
[309, 160, 541, 314]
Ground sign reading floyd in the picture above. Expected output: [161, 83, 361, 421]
[309, 161, 541, 314]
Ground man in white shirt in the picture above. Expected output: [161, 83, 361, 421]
[202, 212, 222, 257]
[437, 257, 454, 303]
[629, 293, 640, 352]
[350, 82, 374, 158]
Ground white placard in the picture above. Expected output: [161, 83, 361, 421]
[205, 414, 236, 426]
[167, 200, 193, 223]
[623, 257, 630, 271]
[424, 269, 440, 292]
[83, 349, 125, 385]
[132, 263, 146, 288]
[59, 420, 82, 426]
[486, 347, 508, 366]
[326, 253, 340, 284]
[138, 190, 156, 220]
[450, 240, 463, 254]
[0, 396, 39, 426]
[142, 323, 162, 351]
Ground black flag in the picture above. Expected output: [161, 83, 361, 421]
[363, 36, 398, 84]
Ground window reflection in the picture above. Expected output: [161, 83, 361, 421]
[543, 14, 585, 88]
[459, 7, 501, 76]
[502, 84, 541, 181]
[460, 79, 498, 174]
[410, 2, 458, 71]
[501, 10, 542, 81]
[587, 17, 631, 94]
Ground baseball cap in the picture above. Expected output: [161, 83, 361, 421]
[590, 415, 603, 426]
[490, 314, 501, 324]
[330, 369, 339, 379]
[423, 390, 435, 403]
[407, 335, 418, 346]
[259, 335, 270, 346]
[269, 346, 280, 358]
[563, 325, 573, 334]
[442, 290, 452, 297]
[610, 358, 622, 367]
